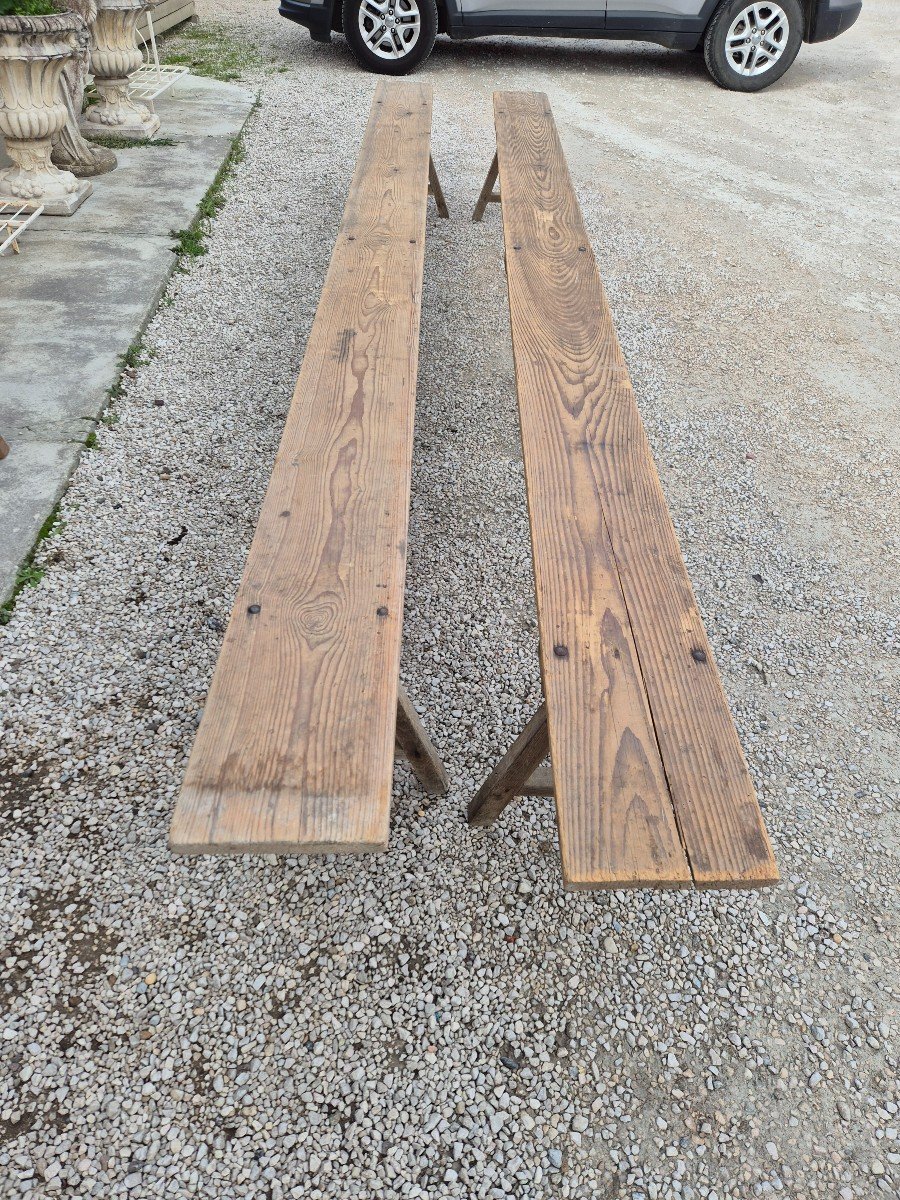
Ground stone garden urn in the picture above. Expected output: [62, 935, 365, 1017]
[0, 11, 92, 215]
[79, 0, 159, 142]
[52, 1, 117, 177]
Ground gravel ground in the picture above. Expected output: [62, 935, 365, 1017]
[1, 3, 897, 1198]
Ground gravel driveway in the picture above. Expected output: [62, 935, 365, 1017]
[1, 2, 897, 1197]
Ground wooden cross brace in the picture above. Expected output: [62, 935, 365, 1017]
[428, 156, 450, 219]
[395, 681, 449, 797]
[467, 701, 553, 828]
[472, 153, 500, 222]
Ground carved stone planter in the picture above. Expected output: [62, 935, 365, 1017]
[79, 0, 159, 142]
[52, 2, 117, 178]
[0, 12, 93, 216]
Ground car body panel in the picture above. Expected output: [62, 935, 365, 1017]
[807, 0, 862, 40]
[605, 0, 716, 31]
[278, 0, 861, 47]
[460, 0, 604, 14]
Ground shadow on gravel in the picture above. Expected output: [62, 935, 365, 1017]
[298, 28, 829, 93]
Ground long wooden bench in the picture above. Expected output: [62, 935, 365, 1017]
[470, 92, 778, 892]
[170, 82, 449, 856]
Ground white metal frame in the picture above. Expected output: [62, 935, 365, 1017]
[0, 204, 43, 257]
[129, 12, 189, 105]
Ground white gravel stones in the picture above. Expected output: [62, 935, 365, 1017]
[0, 3, 898, 1200]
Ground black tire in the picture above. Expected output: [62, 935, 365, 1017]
[343, 0, 437, 75]
[704, 0, 803, 91]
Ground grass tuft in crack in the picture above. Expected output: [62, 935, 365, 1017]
[85, 134, 179, 151]
[0, 505, 65, 626]
[170, 131, 247, 264]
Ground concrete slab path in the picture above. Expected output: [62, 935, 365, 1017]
[0, 74, 255, 605]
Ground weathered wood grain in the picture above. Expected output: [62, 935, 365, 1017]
[170, 82, 435, 856]
[137, 0, 196, 42]
[493, 91, 778, 888]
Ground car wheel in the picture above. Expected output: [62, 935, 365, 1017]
[704, 0, 803, 91]
[343, 0, 437, 75]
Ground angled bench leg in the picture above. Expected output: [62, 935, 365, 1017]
[395, 683, 449, 797]
[468, 702, 549, 827]
[428, 156, 450, 219]
[472, 152, 500, 222]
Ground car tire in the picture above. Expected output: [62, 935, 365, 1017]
[343, 0, 437, 75]
[704, 0, 803, 91]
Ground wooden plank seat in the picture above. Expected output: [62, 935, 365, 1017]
[170, 82, 450, 856]
[470, 92, 779, 892]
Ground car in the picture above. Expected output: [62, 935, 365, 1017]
[279, 0, 862, 91]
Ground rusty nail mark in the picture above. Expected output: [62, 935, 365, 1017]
[376, 606, 388, 617]
[553, 644, 569, 659]
[247, 604, 261, 615]
[691, 647, 707, 663]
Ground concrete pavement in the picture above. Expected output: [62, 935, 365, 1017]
[0, 74, 255, 607]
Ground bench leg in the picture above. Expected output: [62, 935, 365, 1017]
[428, 156, 450, 219]
[472, 152, 500, 223]
[395, 683, 449, 797]
[468, 702, 550, 827]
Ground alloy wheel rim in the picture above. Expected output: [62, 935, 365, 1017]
[725, 3, 789, 76]
[358, 0, 422, 60]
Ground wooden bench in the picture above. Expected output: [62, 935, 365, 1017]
[470, 92, 778, 892]
[170, 82, 449, 856]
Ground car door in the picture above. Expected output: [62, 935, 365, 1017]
[605, 0, 709, 32]
[457, 0, 607, 33]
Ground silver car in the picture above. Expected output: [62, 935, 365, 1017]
[279, 0, 861, 90]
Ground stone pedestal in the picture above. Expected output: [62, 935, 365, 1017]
[52, 1, 117, 178]
[0, 13, 93, 216]
[79, 0, 160, 142]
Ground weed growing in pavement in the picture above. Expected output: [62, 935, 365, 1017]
[169, 225, 207, 260]
[84, 134, 179, 151]
[108, 337, 156, 403]
[0, 506, 64, 626]
[169, 131, 248, 265]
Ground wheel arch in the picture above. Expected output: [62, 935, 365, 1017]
[336, 0, 449, 33]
